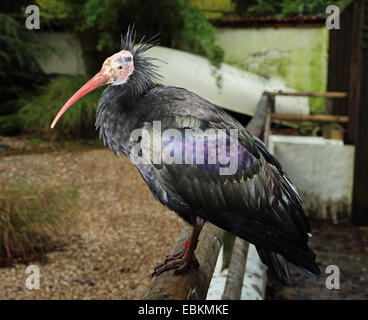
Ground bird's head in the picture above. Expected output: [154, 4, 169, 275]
[101, 50, 135, 86]
[51, 26, 159, 129]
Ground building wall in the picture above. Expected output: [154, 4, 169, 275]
[216, 27, 329, 113]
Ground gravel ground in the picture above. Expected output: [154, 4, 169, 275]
[1, 138, 367, 300]
[0, 148, 185, 299]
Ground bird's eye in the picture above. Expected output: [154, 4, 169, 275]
[118, 65, 123, 70]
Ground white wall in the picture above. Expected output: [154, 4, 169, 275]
[35, 32, 86, 75]
[216, 27, 329, 113]
[268, 135, 355, 222]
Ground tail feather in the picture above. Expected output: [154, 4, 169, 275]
[256, 247, 320, 286]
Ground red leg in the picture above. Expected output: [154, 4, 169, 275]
[152, 217, 204, 277]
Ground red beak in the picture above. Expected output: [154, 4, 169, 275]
[51, 68, 109, 128]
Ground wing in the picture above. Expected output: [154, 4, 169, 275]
[135, 86, 319, 282]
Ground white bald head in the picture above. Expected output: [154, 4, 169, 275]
[102, 50, 135, 85]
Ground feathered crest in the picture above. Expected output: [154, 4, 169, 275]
[120, 25, 162, 95]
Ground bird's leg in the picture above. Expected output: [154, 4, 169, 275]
[152, 217, 204, 277]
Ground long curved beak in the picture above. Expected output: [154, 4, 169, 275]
[51, 68, 109, 128]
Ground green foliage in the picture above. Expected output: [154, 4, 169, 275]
[231, 0, 341, 17]
[170, 2, 224, 68]
[37, 0, 71, 19]
[298, 121, 323, 136]
[0, 13, 50, 115]
[0, 114, 22, 135]
[44, 0, 224, 75]
[234, 0, 281, 17]
[19, 75, 102, 138]
[0, 183, 78, 261]
[279, 0, 340, 17]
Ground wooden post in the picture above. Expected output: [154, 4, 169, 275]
[270, 114, 348, 123]
[221, 238, 248, 300]
[347, 0, 364, 144]
[143, 92, 269, 300]
[352, 0, 368, 225]
[263, 94, 274, 146]
[267, 91, 348, 98]
[222, 232, 236, 271]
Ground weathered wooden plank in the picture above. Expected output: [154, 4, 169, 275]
[352, 0, 368, 225]
[268, 91, 348, 98]
[347, 0, 364, 144]
[271, 114, 349, 123]
[221, 238, 249, 300]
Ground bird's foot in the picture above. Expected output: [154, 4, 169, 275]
[152, 251, 199, 277]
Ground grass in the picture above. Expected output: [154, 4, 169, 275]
[19, 75, 104, 139]
[0, 183, 78, 263]
[0, 114, 22, 135]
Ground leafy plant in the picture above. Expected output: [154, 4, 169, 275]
[279, 0, 340, 17]
[38, 0, 224, 75]
[0, 183, 78, 262]
[0, 13, 50, 116]
[0, 114, 22, 135]
[19, 75, 103, 138]
[298, 121, 323, 136]
[231, 0, 341, 17]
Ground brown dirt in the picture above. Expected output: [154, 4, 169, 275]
[0, 147, 185, 299]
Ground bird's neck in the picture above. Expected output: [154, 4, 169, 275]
[95, 84, 152, 156]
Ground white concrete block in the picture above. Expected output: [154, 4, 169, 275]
[206, 247, 228, 300]
[206, 245, 267, 300]
[268, 135, 355, 222]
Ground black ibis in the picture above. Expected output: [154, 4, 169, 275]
[51, 27, 320, 285]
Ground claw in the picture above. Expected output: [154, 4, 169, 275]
[152, 251, 199, 277]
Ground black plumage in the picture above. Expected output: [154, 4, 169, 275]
[59, 27, 320, 285]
